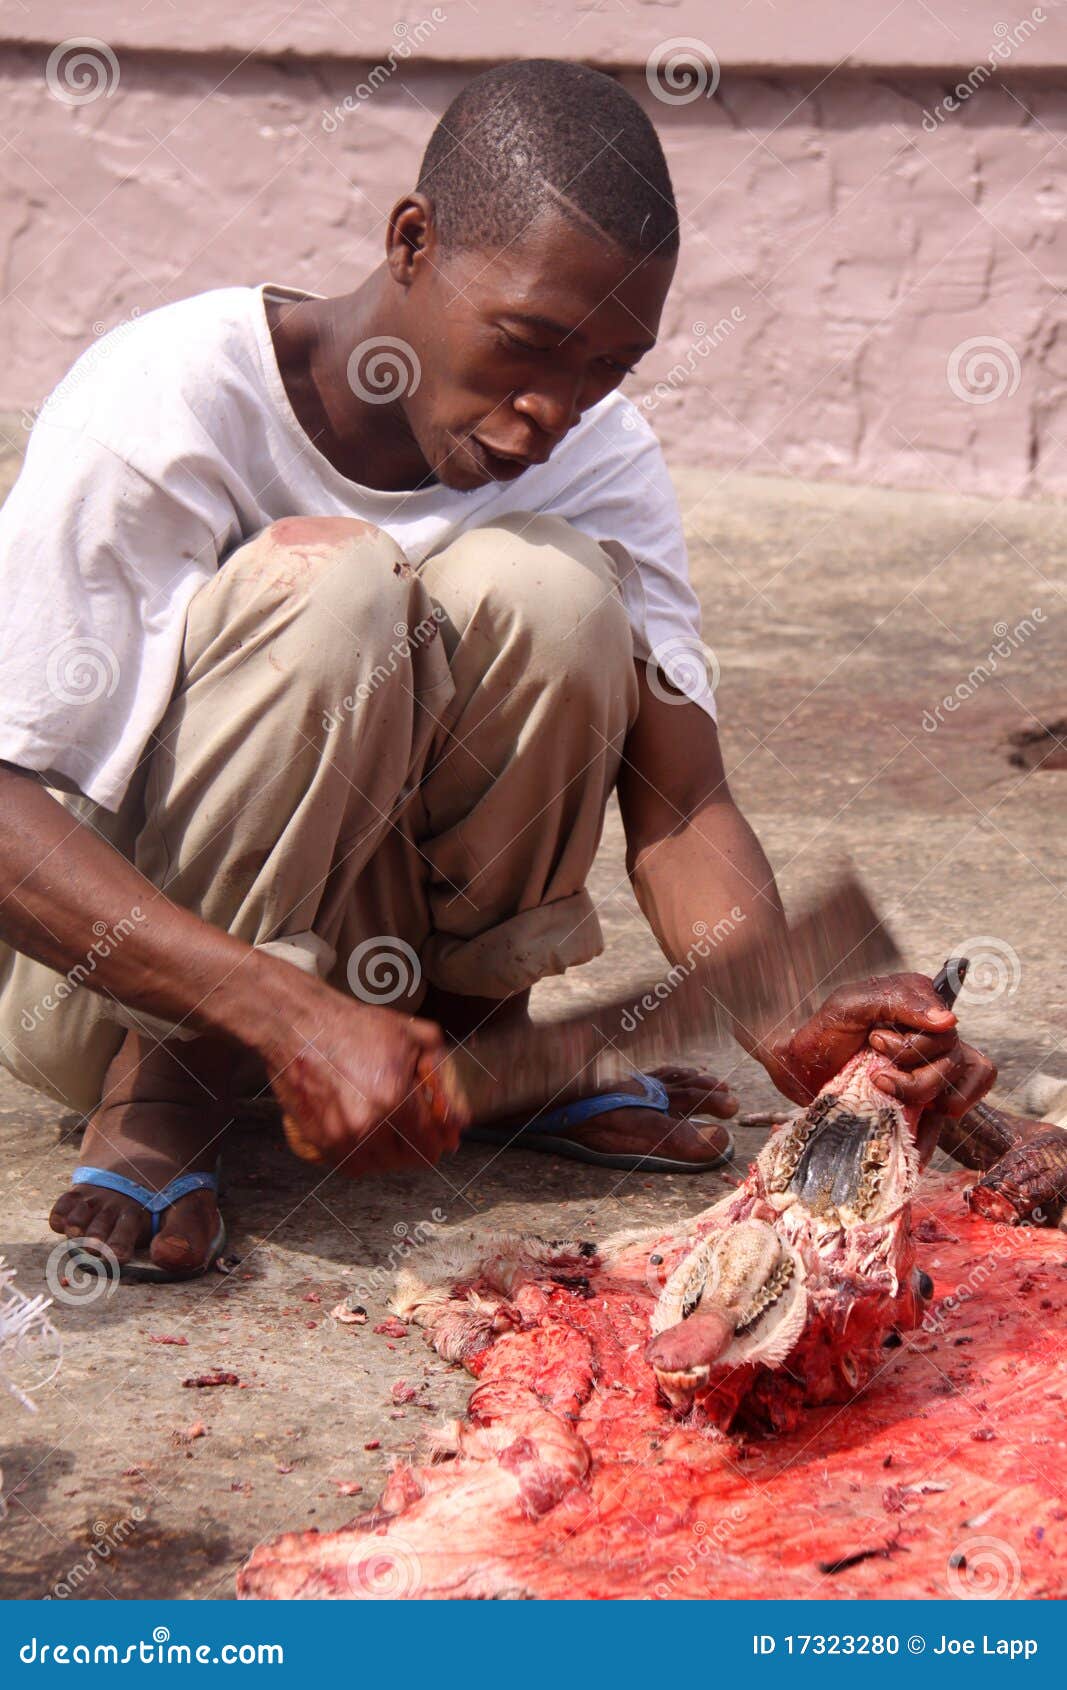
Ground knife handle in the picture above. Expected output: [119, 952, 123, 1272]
[931, 956, 969, 1011]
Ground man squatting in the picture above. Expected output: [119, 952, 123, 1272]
[0, 62, 994, 1280]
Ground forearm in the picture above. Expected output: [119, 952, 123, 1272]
[627, 796, 787, 1056]
[0, 764, 285, 1052]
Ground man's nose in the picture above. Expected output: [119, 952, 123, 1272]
[513, 379, 582, 441]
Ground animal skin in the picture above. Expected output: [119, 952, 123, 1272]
[238, 1053, 1067, 1599]
[643, 1049, 926, 1430]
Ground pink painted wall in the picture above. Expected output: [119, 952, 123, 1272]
[3, 2, 1066, 498]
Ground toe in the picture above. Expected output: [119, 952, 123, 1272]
[150, 1190, 219, 1273]
[660, 1114, 732, 1161]
[49, 1192, 89, 1235]
[107, 1205, 150, 1265]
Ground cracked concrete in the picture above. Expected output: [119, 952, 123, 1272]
[1, 437, 1064, 1598]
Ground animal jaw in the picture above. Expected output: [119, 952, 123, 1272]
[645, 1049, 924, 1430]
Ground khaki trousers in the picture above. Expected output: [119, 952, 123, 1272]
[0, 513, 639, 1114]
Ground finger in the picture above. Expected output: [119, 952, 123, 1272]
[406, 1014, 449, 1054]
[837, 974, 957, 1035]
[873, 1054, 958, 1105]
[868, 1028, 958, 1068]
[939, 1048, 998, 1119]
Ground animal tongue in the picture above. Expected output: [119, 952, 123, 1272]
[645, 1308, 734, 1376]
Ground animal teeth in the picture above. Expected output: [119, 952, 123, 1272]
[735, 1255, 794, 1333]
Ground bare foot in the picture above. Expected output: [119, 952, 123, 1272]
[49, 1030, 231, 1274]
[487, 1066, 737, 1166]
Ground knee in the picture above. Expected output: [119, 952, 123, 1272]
[430, 513, 636, 688]
[243, 517, 421, 647]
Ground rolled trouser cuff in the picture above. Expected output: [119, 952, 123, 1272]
[420, 890, 604, 1000]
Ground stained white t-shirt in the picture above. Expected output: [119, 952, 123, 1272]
[0, 283, 715, 812]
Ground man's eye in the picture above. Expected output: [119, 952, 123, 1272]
[602, 357, 636, 377]
[497, 328, 550, 356]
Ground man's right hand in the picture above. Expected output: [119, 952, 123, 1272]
[0, 765, 468, 1177]
[257, 969, 469, 1174]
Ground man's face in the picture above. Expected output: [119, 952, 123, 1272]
[397, 211, 676, 492]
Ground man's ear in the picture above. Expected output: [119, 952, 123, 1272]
[386, 193, 436, 286]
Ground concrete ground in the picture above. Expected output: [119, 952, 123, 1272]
[1, 445, 1065, 1599]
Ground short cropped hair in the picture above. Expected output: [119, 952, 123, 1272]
[417, 59, 679, 258]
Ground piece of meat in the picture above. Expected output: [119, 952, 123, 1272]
[236, 1171, 1067, 1601]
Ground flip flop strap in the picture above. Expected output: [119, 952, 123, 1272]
[522, 1072, 670, 1135]
[71, 1166, 219, 1237]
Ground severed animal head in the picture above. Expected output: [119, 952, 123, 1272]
[646, 1050, 929, 1431]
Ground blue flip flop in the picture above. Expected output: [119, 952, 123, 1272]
[464, 1072, 735, 1173]
[64, 1164, 227, 1283]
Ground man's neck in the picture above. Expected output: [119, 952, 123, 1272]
[265, 272, 435, 492]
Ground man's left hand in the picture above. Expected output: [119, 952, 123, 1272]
[761, 972, 997, 1119]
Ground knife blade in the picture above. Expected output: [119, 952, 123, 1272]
[434, 865, 901, 1126]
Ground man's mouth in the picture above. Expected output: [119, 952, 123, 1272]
[468, 436, 538, 482]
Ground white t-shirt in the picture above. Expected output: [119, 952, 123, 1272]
[0, 284, 715, 812]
